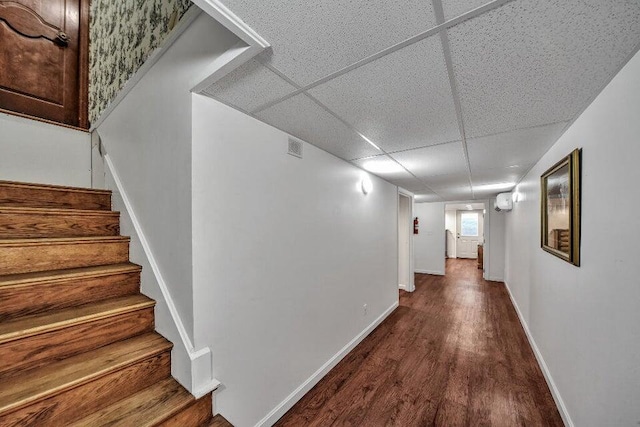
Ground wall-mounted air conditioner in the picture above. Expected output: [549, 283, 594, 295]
[494, 192, 513, 212]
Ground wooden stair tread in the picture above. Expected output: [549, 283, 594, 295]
[69, 378, 196, 427]
[0, 206, 118, 216]
[0, 333, 171, 415]
[209, 414, 234, 427]
[0, 262, 141, 288]
[0, 180, 111, 195]
[0, 294, 154, 344]
[0, 235, 129, 246]
[0, 179, 215, 424]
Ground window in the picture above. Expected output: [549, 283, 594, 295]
[460, 212, 479, 237]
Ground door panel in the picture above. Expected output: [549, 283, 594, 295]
[456, 210, 484, 259]
[0, 0, 87, 127]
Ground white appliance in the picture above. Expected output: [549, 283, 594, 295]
[494, 192, 513, 212]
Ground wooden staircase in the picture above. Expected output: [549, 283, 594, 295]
[0, 181, 231, 427]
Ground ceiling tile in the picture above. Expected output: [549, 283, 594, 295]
[467, 123, 567, 172]
[390, 176, 430, 193]
[471, 165, 532, 186]
[255, 94, 381, 161]
[220, 0, 437, 85]
[422, 172, 470, 190]
[201, 60, 297, 113]
[390, 142, 468, 178]
[352, 156, 408, 181]
[441, 0, 489, 21]
[350, 152, 387, 162]
[448, 0, 640, 137]
[434, 185, 473, 201]
[352, 156, 430, 192]
[445, 202, 485, 211]
[351, 155, 444, 194]
[308, 37, 460, 152]
[415, 192, 442, 203]
[473, 187, 514, 200]
[473, 182, 516, 193]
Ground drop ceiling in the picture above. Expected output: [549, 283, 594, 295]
[201, 0, 640, 201]
[445, 202, 485, 211]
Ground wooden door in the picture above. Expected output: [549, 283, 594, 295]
[0, 0, 88, 128]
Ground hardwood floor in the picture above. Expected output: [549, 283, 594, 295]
[276, 259, 563, 426]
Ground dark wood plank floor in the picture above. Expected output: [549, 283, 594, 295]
[276, 259, 563, 426]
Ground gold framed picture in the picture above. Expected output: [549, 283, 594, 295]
[540, 148, 582, 266]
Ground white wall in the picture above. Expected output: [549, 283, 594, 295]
[488, 209, 505, 281]
[0, 112, 91, 187]
[398, 194, 412, 289]
[414, 202, 446, 275]
[416, 201, 505, 280]
[505, 50, 640, 427]
[191, 94, 399, 427]
[445, 210, 457, 258]
[104, 165, 193, 389]
[90, 132, 106, 189]
[96, 13, 239, 344]
[94, 13, 240, 390]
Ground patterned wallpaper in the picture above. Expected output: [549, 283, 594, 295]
[89, 0, 193, 124]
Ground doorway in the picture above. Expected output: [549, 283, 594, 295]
[398, 191, 414, 292]
[456, 210, 484, 258]
[0, 0, 89, 128]
[444, 202, 486, 274]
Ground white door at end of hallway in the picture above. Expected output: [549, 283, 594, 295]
[456, 210, 483, 259]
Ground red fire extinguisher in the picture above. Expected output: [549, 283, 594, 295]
[413, 217, 419, 235]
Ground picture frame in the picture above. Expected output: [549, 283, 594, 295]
[540, 148, 582, 266]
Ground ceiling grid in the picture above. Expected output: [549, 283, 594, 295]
[248, 0, 514, 115]
[432, 0, 475, 199]
[255, 42, 449, 198]
[202, 0, 640, 201]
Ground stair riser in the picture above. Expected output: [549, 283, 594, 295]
[0, 351, 171, 425]
[0, 185, 111, 210]
[0, 270, 140, 321]
[0, 240, 129, 275]
[0, 211, 120, 238]
[0, 180, 216, 425]
[0, 308, 155, 378]
[158, 394, 213, 427]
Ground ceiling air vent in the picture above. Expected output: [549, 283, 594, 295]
[287, 138, 303, 158]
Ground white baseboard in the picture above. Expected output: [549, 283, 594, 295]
[399, 284, 407, 291]
[254, 300, 399, 427]
[488, 276, 504, 282]
[415, 269, 445, 275]
[504, 282, 574, 427]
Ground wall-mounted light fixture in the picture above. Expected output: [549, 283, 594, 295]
[361, 176, 373, 195]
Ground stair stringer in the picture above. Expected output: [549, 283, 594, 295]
[104, 154, 219, 399]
